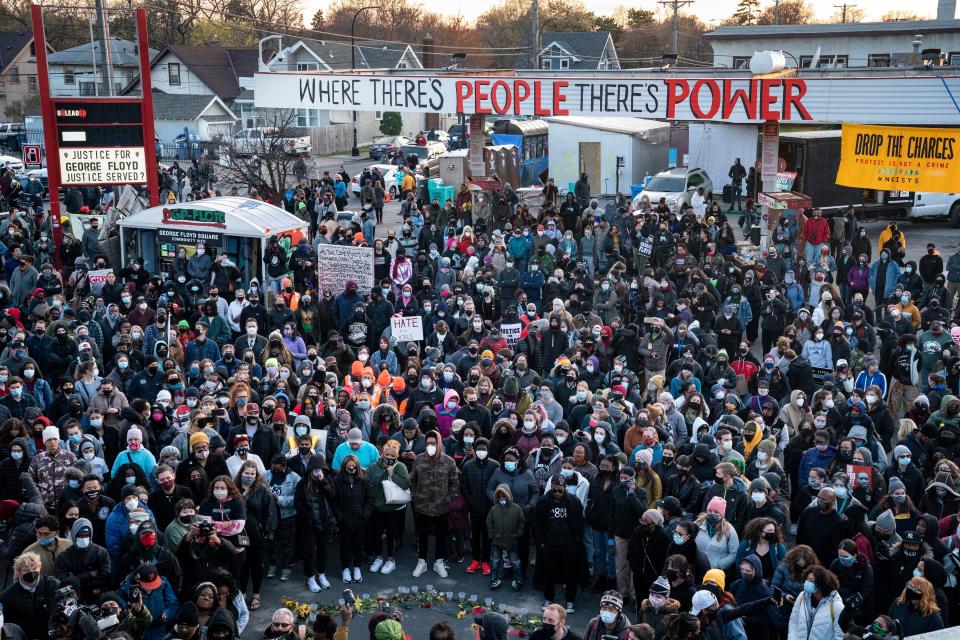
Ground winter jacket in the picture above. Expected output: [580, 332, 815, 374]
[54, 518, 111, 595]
[333, 472, 372, 530]
[610, 484, 647, 539]
[695, 520, 740, 569]
[730, 553, 773, 628]
[869, 259, 902, 300]
[947, 252, 960, 283]
[410, 443, 459, 517]
[486, 484, 524, 549]
[119, 575, 179, 640]
[104, 500, 156, 565]
[801, 338, 833, 369]
[887, 601, 945, 637]
[585, 474, 616, 531]
[28, 447, 77, 509]
[798, 446, 838, 491]
[365, 457, 410, 512]
[486, 464, 539, 521]
[787, 590, 844, 640]
[0, 575, 60, 640]
[460, 456, 499, 514]
[265, 468, 300, 520]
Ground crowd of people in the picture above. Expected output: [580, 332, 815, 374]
[0, 161, 958, 640]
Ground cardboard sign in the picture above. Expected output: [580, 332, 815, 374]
[88, 269, 113, 294]
[391, 315, 423, 342]
[811, 367, 833, 385]
[316, 244, 374, 295]
[501, 322, 522, 346]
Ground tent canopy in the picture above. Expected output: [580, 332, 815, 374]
[118, 196, 306, 238]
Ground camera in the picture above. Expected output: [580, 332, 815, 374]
[197, 521, 215, 537]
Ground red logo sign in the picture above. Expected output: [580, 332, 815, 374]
[22, 145, 41, 166]
[55, 108, 87, 118]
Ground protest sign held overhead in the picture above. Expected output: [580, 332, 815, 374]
[316, 245, 375, 295]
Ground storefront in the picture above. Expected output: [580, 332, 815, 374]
[117, 196, 308, 283]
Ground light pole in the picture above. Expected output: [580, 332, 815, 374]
[536, 17, 557, 69]
[351, 5, 377, 157]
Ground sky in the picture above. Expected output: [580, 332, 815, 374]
[332, 0, 942, 24]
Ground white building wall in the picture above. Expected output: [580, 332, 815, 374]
[687, 123, 758, 198]
[48, 64, 136, 97]
[150, 53, 212, 95]
[548, 123, 630, 195]
[710, 31, 960, 68]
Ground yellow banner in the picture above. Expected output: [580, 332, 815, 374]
[836, 124, 960, 193]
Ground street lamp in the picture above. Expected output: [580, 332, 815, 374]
[351, 5, 378, 157]
[536, 17, 557, 69]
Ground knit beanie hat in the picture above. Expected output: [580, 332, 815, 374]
[887, 476, 906, 495]
[703, 568, 726, 591]
[189, 432, 210, 448]
[649, 575, 671, 596]
[707, 496, 728, 515]
[643, 508, 663, 526]
[875, 509, 897, 532]
[757, 439, 776, 456]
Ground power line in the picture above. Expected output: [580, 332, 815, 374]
[833, 2, 858, 22]
[657, 0, 695, 55]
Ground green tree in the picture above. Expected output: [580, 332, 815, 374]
[379, 112, 402, 136]
[626, 7, 655, 27]
[310, 9, 323, 30]
[731, 0, 760, 24]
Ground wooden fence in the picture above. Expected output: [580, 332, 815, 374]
[310, 124, 353, 156]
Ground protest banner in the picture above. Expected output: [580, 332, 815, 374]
[847, 464, 872, 490]
[88, 269, 113, 294]
[837, 123, 960, 192]
[501, 323, 522, 346]
[391, 315, 424, 341]
[316, 245, 374, 295]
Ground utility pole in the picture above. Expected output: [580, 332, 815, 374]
[92, 0, 114, 95]
[531, 0, 539, 69]
[834, 2, 857, 22]
[658, 0, 694, 56]
[774, 0, 781, 23]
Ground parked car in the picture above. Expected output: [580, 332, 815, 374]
[0, 155, 24, 173]
[0, 123, 25, 150]
[908, 191, 960, 227]
[400, 142, 446, 178]
[351, 164, 407, 199]
[447, 124, 469, 150]
[632, 167, 713, 213]
[17, 168, 48, 199]
[369, 136, 410, 160]
[231, 127, 312, 156]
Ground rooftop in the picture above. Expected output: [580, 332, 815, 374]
[47, 38, 156, 66]
[705, 19, 960, 39]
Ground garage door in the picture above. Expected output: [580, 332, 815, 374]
[205, 121, 234, 141]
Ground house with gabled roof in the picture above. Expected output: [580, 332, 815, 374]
[0, 31, 39, 114]
[538, 31, 620, 71]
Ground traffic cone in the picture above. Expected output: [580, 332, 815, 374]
[384, 191, 392, 202]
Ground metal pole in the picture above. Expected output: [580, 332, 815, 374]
[136, 7, 160, 207]
[31, 4, 64, 271]
[93, 0, 114, 95]
[350, 7, 377, 157]
[531, 0, 539, 69]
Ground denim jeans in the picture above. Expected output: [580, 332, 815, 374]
[592, 528, 615, 577]
[490, 546, 520, 578]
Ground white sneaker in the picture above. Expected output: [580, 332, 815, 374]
[306, 576, 321, 593]
[318, 573, 331, 590]
[342, 568, 352, 583]
[413, 559, 428, 577]
[433, 560, 448, 578]
[370, 557, 384, 573]
[353, 567, 362, 583]
[381, 559, 396, 574]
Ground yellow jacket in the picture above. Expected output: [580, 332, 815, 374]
[877, 226, 905, 256]
[401, 174, 415, 191]
[896, 302, 921, 328]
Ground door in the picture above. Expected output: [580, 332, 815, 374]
[579, 142, 601, 195]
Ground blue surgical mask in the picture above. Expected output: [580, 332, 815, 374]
[504, 461, 517, 473]
[68, 479, 80, 489]
[803, 580, 816, 594]
[913, 568, 922, 578]
[38, 536, 55, 546]
[11, 451, 22, 461]
[839, 555, 855, 567]
[125, 476, 136, 485]
[673, 532, 685, 545]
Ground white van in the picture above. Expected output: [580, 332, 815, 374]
[908, 192, 960, 227]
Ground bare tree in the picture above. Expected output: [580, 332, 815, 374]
[215, 109, 302, 202]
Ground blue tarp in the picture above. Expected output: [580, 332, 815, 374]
[491, 133, 522, 147]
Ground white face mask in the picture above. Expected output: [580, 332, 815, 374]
[213, 489, 228, 500]
[426, 445, 437, 456]
[795, 397, 805, 407]
[865, 394, 878, 405]
[124, 498, 138, 511]
[476, 450, 488, 460]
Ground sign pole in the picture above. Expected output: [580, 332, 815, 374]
[31, 4, 64, 270]
[135, 8, 160, 208]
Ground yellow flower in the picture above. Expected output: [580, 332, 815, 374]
[456, 611, 466, 620]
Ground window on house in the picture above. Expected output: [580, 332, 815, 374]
[64, 67, 75, 85]
[732, 56, 751, 69]
[397, 62, 408, 69]
[541, 59, 552, 69]
[168, 63, 181, 86]
[296, 62, 318, 71]
[9, 67, 18, 84]
[29, 42, 35, 56]
[559, 58, 570, 69]
[375, 111, 383, 120]
[800, 55, 847, 68]
[949, 52, 960, 65]
[27, 75, 36, 92]
[79, 81, 95, 96]
[868, 54, 891, 67]
[297, 108, 319, 127]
